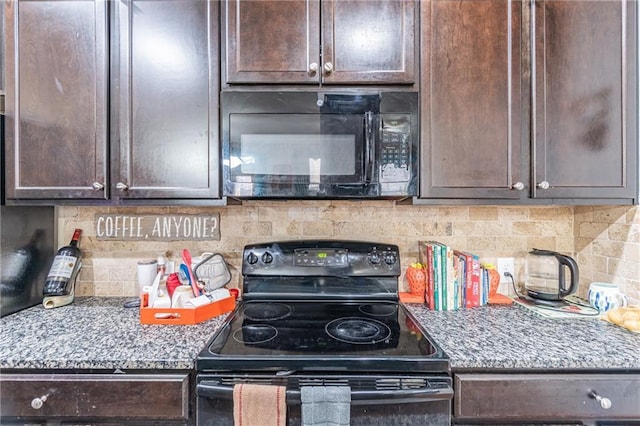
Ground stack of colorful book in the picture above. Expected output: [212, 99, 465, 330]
[418, 241, 496, 311]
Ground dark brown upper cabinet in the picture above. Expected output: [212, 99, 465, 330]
[112, 0, 220, 201]
[4, 0, 109, 200]
[420, 0, 524, 200]
[4, 0, 221, 203]
[532, 0, 637, 201]
[222, 0, 417, 86]
[419, 0, 637, 204]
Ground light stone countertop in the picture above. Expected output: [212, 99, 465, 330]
[0, 297, 228, 370]
[405, 303, 640, 371]
[1, 297, 638, 372]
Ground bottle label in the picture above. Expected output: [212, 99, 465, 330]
[47, 255, 78, 279]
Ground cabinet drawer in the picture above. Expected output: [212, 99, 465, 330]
[0, 373, 189, 420]
[454, 373, 640, 421]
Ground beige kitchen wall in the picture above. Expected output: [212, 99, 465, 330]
[56, 203, 639, 305]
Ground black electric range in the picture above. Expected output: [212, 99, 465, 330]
[196, 240, 449, 373]
[195, 240, 452, 426]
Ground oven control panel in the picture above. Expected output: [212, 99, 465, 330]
[242, 240, 401, 277]
[368, 246, 398, 266]
[294, 248, 348, 267]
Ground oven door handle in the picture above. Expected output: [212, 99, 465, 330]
[197, 382, 453, 405]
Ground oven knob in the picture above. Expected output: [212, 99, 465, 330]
[262, 252, 273, 264]
[369, 252, 381, 265]
[384, 252, 397, 265]
[247, 252, 259, 265]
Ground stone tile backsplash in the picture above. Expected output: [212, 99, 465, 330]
[574, 206, 639, 304]
[56, 202, 639, 305]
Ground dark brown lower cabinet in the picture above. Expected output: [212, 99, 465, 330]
[454, 373, 640, 424]
[0, 372, 191, 424]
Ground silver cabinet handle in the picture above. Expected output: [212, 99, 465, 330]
[536, 181, 550, 189]
[511, 182, 525, 191]
[308, 62, 318, 76]
[92, 182, 105, 190]
[116, 182, 129, 190]
[31, 394, 48, 410]
[589, 390, 612, 409]
[323, 62, 333, 75]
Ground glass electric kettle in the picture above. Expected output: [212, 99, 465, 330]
[524, 249, 579, 303]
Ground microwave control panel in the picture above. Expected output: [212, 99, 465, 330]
[379, 114, 411, 183]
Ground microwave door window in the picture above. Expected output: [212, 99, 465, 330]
[227, 112, 368, 198]
[239, 134, 356, 179]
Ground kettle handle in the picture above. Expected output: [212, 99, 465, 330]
[556, 254, 579, 297]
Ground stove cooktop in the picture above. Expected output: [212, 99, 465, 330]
[196, 300, 449, 373]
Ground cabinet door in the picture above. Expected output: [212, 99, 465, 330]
[454, 373, 640, 421]
[321, 0, 416, 84]
[223, 0, 320, 84]
[532, 0, 638, 200]
[1, 373, 189, 420]
[4, 0, 108, 200]
[114, 0, 220, 199]
[420, 0, 524, 199]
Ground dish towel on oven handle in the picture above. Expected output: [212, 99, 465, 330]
[233, 383, 286, 426]
[300, 386, 351, 426]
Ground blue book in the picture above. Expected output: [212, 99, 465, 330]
[482, 268, 489, 305]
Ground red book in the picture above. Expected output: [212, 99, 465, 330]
[470, 254, 481, 307]
[454, 250, 472, 308]
[425, 244, 435, 309]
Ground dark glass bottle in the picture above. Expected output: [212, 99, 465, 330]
[43, 229, 82, 296]
[1, 229, 43, 295]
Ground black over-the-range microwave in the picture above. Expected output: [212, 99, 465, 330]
[221, 91, 418, 199]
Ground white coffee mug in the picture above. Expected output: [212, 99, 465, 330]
[588, 282, 628, 312]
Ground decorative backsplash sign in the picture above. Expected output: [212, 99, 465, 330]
[95, 214, 220, 241]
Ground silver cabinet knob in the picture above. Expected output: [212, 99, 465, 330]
[116, 182, 129, 191]
[536, 181, 550, 189]
[31, 394, 48, 410]
[308, 62, 318, 76]
[589, 390, 612, 409]
[511, 182, 525, 191]
[323, 62, 333, 74]
[92, 182, 105, 190]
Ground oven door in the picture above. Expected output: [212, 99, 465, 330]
[222, 92, 379, 198]
[196, 373, 452, 426]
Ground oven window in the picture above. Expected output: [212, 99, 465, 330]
[240, 134, 356, 176]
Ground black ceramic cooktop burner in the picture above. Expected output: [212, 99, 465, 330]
[359, 303, 398, 317]
[243, 303, 293, 321]
[232, 324, 278, 345]
[325, 317, 391, 344]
